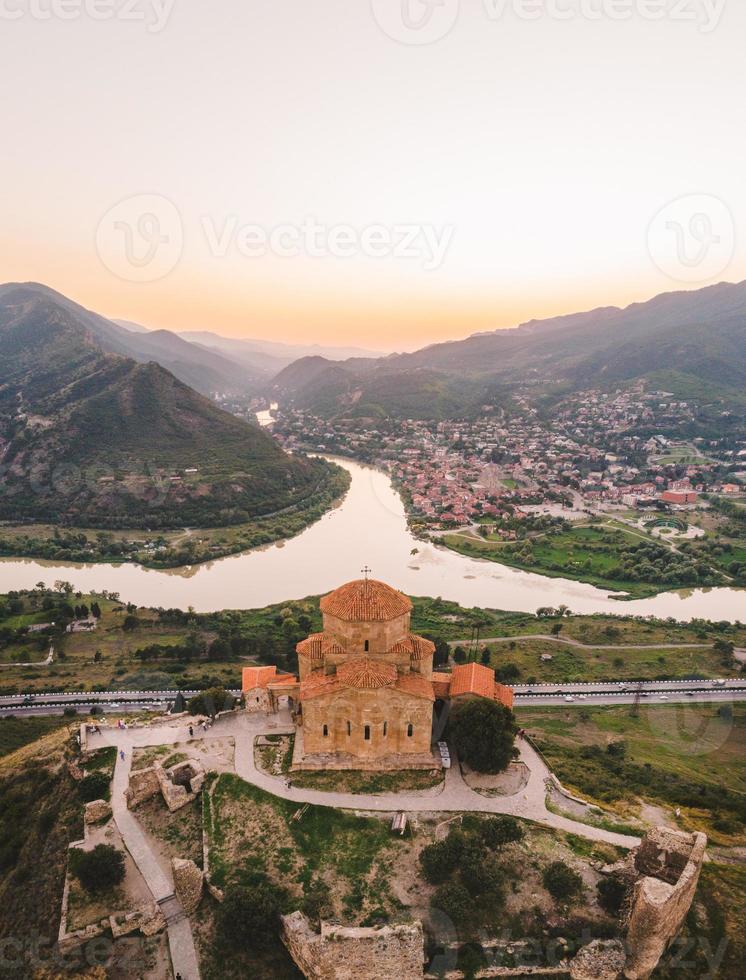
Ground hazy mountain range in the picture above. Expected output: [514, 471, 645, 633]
[268, 280, 746, 420]
[0, 283, 335, 528]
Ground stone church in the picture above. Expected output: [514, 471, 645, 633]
[284, 576, 513, 771]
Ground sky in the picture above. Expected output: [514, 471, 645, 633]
[1, 0, 744, 351]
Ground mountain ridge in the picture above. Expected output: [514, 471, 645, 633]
[0, 283, 338, 528]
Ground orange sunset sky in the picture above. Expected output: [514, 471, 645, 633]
[2, 1, 745, 351]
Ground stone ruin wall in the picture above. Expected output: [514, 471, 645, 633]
[623, 829, 707, 980]
[282, 912, 425, 980]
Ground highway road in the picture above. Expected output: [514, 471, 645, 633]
[1, 680, 745, 716]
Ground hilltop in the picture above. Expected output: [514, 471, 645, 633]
[0, 283, 344, 529]
[269, 280, 746, 420]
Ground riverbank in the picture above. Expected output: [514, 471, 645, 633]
[0, 465, 351, 570]
[0, 457, 743, 619]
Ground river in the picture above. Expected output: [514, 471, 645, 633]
[0, 458, 743, 618]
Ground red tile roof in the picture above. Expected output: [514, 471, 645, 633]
[337, 657, 398, 690]
[389, 633, 436, 661]
[431, 672, 452, 699]
[494, 683, 514, 709]
[395, 674, 435, 701]
[300, 672, 341, 700]
[296, 632, 345, 661]
[242, 665, 286, 692]
[449, 662, 496, 699]
[320, 579, 412, 622]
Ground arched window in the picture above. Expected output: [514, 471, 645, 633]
[407, 723, 414, 738]
[323, 724, 329, 737]
[364, 640, 369, 652]
[364, 724, 371, 741]
[347, 720, 351, 736]
[383, 721, 388, 737]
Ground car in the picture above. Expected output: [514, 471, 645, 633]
[659, 695, 669, 700]
[564, 695, 575, 702]
[686, 692, 695, 697]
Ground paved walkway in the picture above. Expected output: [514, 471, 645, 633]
[92, 713, 640, 851]
[111, 748, 201, 980]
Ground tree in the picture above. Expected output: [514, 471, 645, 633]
[453, 646, 467, 664]
[480, 816, 524, 849]
[69, 844, 124, 893]
[597, 874, 628, 915]
[449, 699, 517, 773]
[542, 861, 583, 903]
[480, 647, 491, 666]
[188, 687, 234, 717]
[419, 833, 464, 884]
[219, 875, 286, 950]
[122, 614, 139, 632]
[431, 880, 472, 925]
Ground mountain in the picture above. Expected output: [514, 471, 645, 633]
[269, 281, 746, 419]
[178, 330, 385, 366]
[0, 283, 337, 528]
[0, 287, 258, 398]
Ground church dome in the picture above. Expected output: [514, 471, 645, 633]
[320, 579, 412, 622]
[337, 657, 398, 689]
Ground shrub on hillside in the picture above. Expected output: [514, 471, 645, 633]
[597, 874, 629, 916]
[78, 771, 110, 802]
[219, 875, 287, 950]
[480, 816, 524, 849]
[431, 880, 473, 925]
[69, 844, 125, 893]
[448, 699, 517, 773]
[542, 861, 584, 903]
[420, 833, 465, 884]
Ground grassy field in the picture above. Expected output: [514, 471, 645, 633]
[444, 518, 734, 597]
[517, 704, 746, 842]
[0, 715, 69, 757]
[484, 637, 731, 683]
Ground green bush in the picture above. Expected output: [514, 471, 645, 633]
[449, 699, 517, 773]
[480, 816, 524, 849]
[219, 874, 287, 950]
[542, 861, 583, 903]
[188, 687, 234, 717]
[78, 771, 110, 802]
[420, 833, 465, 884]
[431, 880, 473, 925]
[597, 874, 629, 916]
[69, 844, 125, 893]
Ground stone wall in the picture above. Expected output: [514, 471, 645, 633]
[301, 685, 433, 760]
[282, 911, 425, 979]
[624, 830, 707, 980]
[125, 766, 161, 808]
[172, 858, 204, 915]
